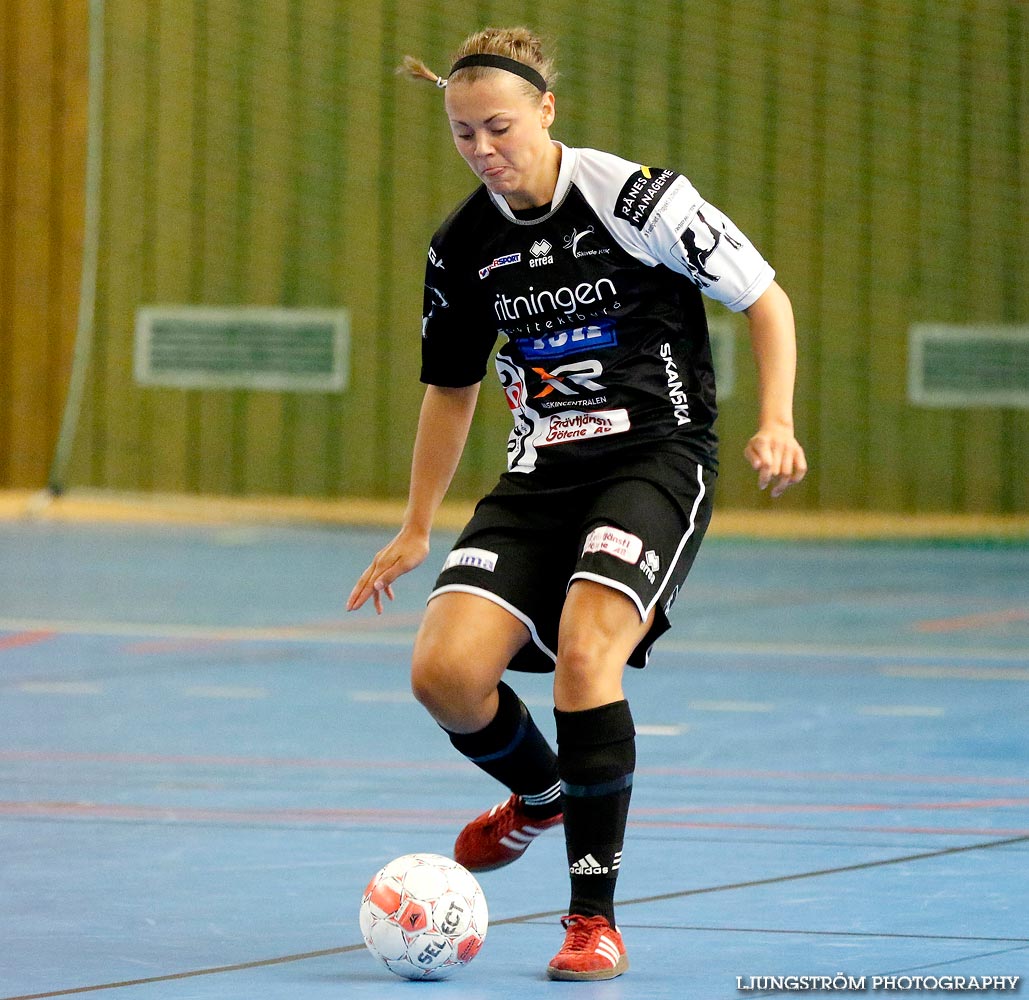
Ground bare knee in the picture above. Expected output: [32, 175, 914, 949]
[553, 636, 624, 710]
[553, 582, 650, 711]
[410, 634, 496, 729]
[409, 594, 528, 732]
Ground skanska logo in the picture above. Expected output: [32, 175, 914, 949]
[660, 342, 691, 426]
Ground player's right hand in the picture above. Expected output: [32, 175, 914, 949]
[346, 527, 431, 615]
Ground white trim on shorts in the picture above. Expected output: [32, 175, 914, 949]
[567, 462, 708, 622]
[427, 584, 558, 664]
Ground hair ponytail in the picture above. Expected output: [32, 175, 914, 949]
[399, 26, 557, 95]
[398, 54, 447, 88]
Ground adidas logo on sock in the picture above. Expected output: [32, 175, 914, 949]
[569, 853, 610, 875]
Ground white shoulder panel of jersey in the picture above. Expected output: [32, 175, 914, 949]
[571, 146, 774, 312]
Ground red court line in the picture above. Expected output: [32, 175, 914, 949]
[916, 607, 1029, 633]
[0, 630, 56, 651]
[300, 612, 426, 630]
[120, 638, 226, 655]
[0, 750, 469, 771]
[2, 800, 1028, 839]
[643, 766, 1029, 787]
[631, 819, 1029, 838]
[0, 801, 467, 824]
[3, 750, 1028, 788]
[116, 614, 429, 653]
[641, 797, 1029, 814]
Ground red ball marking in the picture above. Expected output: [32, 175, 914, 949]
[399, 899, 429, 932]
[369, 881, 402, 915]
[456, 932, 483, 963]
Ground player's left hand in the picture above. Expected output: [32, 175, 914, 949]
[744, 425, 808, 498]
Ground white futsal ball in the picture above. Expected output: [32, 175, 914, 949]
[359, 853, 488, 980]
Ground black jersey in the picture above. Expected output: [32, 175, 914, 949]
[420, 143, 774, 480]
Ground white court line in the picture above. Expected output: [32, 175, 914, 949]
[858, 705, 946, 717]
[520, 695, 553, 707]
[657, 639, 1026, 663]
[350, 690, 416, 703]
[881, 665, 1029, 681]
[185, 686, 268, 699]
[16, 681, 103, 695]
[0, 617, 416, 646]
[0, 616, 1024, 662]
[688, 700, 775, 713]
[349, 691, 555, 706]
[351, 692, 686, 736]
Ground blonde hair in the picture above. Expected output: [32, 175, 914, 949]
[400, 26, 557, 97]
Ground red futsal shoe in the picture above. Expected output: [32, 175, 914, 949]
[453, 794, 562, 873]
[547, 914, 629, 981]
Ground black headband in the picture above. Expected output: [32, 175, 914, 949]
[449, 54, 548, 92]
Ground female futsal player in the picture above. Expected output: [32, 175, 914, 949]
[347, 26, 807, 980]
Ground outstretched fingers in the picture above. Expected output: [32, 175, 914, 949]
[346, 529, 430, 614]
[347, 558, 399, 615]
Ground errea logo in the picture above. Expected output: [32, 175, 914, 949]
[640, 549, 660, 584]
[529, 238, 554, 269]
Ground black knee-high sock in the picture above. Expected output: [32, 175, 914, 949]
[444, 681, 561, 818]
[554, 701, 635, 925]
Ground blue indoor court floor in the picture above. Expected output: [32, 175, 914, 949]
[0, 513, 1027, 999]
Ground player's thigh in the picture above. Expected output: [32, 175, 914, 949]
[412, 590, 529, 705]
[571, 469, 713, 670]
[553, 579, 655, 711]
[429, 491, 571, 672]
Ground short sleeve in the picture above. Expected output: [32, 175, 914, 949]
[419, 238, 494, 388]
[611, 166, 775, 312]
[659, 197, 775, 311]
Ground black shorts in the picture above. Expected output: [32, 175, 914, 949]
[428, 463, 716, 673]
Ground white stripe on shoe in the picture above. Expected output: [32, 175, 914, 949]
[499, 836, 529, 851]
[522, 781, 561, 807]
[500, 825, 546, 850]
[596, 935, 621, 966]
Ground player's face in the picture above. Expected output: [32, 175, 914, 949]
[445, 75, 558, 211]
